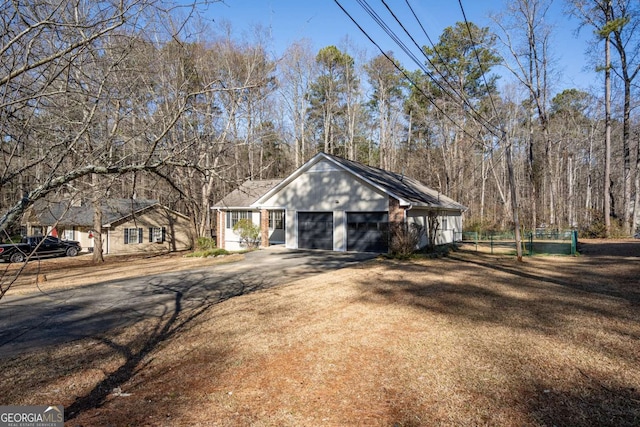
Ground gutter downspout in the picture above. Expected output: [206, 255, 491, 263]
[404, 203, 413, 220]
[215, 208, 223, 249]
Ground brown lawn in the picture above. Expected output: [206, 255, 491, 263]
[1, 239, 639, 426]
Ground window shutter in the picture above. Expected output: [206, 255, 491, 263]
[226, 211, 230, 229]
[138, 228, 143, 243]
[124, 228, 129, 244]
[161, 227, 166, 243]
[149, 227, 153, 242]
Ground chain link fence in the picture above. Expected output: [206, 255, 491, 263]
[455, 230, 578, 256]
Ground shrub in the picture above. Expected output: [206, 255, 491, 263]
[579, 210, 629, 238]
[389, 222, 423, 258]
[196, 237, 216, 251]
[185, 248, 230, 258]
[233, 218, 260, 248]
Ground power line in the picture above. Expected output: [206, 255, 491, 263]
[333, 0, 514, 199]
[380, 0, 501, 136]
[333, 0, 499, 145]
[457, 0, 501, 123]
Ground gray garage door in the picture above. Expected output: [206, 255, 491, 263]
[347, 212, 389, 252]
[298, 212, 333, 250]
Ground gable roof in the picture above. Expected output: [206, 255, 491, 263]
[326, 154, 466, 210]
[255, 152, 466, 211]
[27, 199, 179, 227]
[212, 179, 282, 209]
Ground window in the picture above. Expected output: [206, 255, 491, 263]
[124, 228, 143, 244]
[149, 227, 166, 243]
[441, 219, 448, 231]
[226, 211, 250, 228]
[63, 229, 75, 241]
[269, 211, 284, 229]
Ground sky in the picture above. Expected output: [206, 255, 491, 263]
[194, 0, 600, 95]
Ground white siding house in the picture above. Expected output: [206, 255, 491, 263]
[213, 153, 466, 253]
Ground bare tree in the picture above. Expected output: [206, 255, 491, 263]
[568, 0, 639, 236]
[364, 53, 404, 169]
[607, 0, 640, 234]
[0, 1, 207, 237]
[493, 0, 557, 229]
[278, 40, 317, 167]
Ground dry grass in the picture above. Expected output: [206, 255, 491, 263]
[1, 240, 639, 426]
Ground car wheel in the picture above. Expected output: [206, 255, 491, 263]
[10, 252, 25, 263]
[66, 247, 79, 257]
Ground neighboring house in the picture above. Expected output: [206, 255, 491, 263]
[22, 199, 192, 255]
[212, 152, 466, 253]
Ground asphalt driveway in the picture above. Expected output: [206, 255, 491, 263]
[0, 247, 376, 359]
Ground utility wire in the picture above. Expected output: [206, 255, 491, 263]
[381, 0, 501, 136]
[334, 0, 515, 199]
[457, 0, 501, 123]
[333, 0, 498, 147]
[335, 1, 450, 128]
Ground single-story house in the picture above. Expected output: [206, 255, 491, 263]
[22, 198, 192, 254]
[212, 152, 466, 252]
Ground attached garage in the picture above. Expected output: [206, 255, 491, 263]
[214, 152, 466, 253]
[298, 212, 333, 250]
[347, 212, 389, 252]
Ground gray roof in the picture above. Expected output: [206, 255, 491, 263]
[29, 199, 159, 227]
[325, 154, 466, 210]
[213, 179, 282, 208]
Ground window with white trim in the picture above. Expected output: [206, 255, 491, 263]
[269, 211, 284, 229]
[226, 211, 250, 228]
[441, 219, 448, 230]
[63, 229, 75, 240]
[149, 227, 166, 243]
[124, 228, 143, 244]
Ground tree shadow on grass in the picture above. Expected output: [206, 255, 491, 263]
[356, 253, 640, 426]
[65, 288, 187, 420]
[528, 378, 640, 427]
[448, 251, 640, 305]
[64, 274, 266, 422]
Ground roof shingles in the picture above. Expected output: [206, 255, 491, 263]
[327, 155, 465, 210]
[30, 199, 159, 227]
[213, 180, 282, 208]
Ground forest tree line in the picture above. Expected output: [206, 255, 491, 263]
[1, 0, 639, 249]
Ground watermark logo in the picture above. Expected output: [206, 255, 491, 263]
[0, 405, 63, 427]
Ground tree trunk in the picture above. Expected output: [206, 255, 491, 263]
[604, 26, 612, 237]
[585, 125, 595, 223]
[621, 73, 632, 235]
[506, 133, 523, 261]
[92, 202, 104, 263]
[633, 130, 640, 233]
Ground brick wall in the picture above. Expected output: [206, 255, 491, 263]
[388, 196, 406, 253]
[389, 196, 405, 224]
[260, 209, 270, 248]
